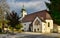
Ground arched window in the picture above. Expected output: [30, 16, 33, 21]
[34, 19, 40, 25]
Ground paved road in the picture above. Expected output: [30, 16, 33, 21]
[0, 33, 60, 38]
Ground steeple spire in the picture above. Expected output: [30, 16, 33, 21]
[20, 4, 27, 18]
[22, 3, 25, 10]
[21, 4, 26, 12]
[23, 4, 24, 9]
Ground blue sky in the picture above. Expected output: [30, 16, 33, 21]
[7, 0, 51, 14]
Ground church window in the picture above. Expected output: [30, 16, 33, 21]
[48, 22, 50, 27]
[35, 20, 40, 25]
[34, 29, 36, 32]
[37, 28, 39, 31]
[24, 28, 26, 29]
[24, 24, 26, 26]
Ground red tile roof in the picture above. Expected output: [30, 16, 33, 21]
[22, 10, 52, 22]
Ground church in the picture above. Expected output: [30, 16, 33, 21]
[19, 6, 53, 33]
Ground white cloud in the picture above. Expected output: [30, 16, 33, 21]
[30, 0, 51, 3]
[7, 0, 50, 13]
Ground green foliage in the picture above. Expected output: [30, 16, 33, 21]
[46, 0, 60, 25]
[6, 11, 22, 29]
[15, 23, 23, 30]
[0, 28, 2, 32]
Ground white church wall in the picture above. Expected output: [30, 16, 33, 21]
[45, 20, 53, 29]
[22, 11, 27, 17]
[33, 17, 42, 32]
[57, 26, 60, 33]
[45, 20, 53, 33]
[42, 22, 46, 33]
[21, 22, 31, 31]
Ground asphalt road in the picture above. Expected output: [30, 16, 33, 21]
[0, 33, 60, 38]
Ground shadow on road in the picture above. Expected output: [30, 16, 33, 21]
[15, 35, 60, 38]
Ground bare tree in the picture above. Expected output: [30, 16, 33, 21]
[0, 0, 10, 12]
[0, 0, 10, 32]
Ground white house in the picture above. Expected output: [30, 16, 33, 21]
[19, 6, 53, 33]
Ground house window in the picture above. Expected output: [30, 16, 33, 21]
[48, 22, 50, 27]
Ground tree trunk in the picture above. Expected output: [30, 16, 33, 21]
[11, 27, 14, 34]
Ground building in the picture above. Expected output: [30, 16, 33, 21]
[19, 6, 53, 33]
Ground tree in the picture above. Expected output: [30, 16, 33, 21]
[0, 0, 10, 32]
[6, 11, 22, 33]
[0, 0, 10, 13]
[46, 0, 60, 25]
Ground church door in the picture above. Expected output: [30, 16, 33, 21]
[29, 24, 32, 32]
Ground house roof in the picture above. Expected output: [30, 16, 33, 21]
[22, 10, 52, 22]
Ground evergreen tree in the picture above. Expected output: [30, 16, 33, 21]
[46, 0, 60, 25]
[6, 11, 22, 33]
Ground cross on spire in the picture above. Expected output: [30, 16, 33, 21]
[23, 4, 24, 8]
[22, 3, 25, 9]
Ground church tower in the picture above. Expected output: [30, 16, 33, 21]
[20, 5, 27, 18]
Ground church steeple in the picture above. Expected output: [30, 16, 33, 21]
[21, 5, 26, 12]
[20, 4, 27, 17]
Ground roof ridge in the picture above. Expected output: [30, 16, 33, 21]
[26, 10, 47, 16]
